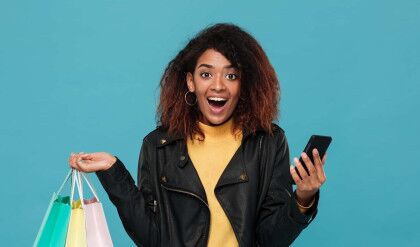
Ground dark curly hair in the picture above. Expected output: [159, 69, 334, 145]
[157, 23, 280, 139]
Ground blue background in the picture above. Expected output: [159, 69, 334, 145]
[1, 0, 419, 246]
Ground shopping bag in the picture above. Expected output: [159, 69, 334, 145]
[65, 171, 87, 247]
[80, 171, 114, 247]
[33, 170, 73, 247]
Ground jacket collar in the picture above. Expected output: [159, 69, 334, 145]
[154, 123, 276, 147]
[155, 127, 183, 148]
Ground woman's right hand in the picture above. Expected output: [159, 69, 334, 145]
[69, 152, 117, 172]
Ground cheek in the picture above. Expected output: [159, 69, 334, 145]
[195, 89, 207, 101]
[231, 84, 241, 102]
[192, 76, 207, 95]
[194, 89, 208, 110]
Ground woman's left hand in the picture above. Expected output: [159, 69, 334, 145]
[289, 148, 327, 206]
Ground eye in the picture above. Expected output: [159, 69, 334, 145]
[200, 72, 212, 78]
[225, 73, 238, 80]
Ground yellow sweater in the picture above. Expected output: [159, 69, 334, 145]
[187, 118, 242, 247]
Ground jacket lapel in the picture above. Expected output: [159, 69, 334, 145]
[215, 141, 249, 189]
[158, 138, 208, 205]
[215, 129, 260, 189]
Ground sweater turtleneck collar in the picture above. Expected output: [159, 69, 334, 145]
[197, 117, 242, 141]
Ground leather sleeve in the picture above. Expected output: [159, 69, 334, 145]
[96, 139, 159, 247]
[256, 131, 319, 247]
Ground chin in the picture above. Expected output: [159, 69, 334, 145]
[203, 115, 232, 126]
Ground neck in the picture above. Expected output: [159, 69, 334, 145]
[197, 117, 242, 141]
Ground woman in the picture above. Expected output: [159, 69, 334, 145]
[69, 23, 327, 247]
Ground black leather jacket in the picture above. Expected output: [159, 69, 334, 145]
[96, 124, 319, 247]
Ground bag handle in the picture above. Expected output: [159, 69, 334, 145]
[74, 170, 85, 207]
[80, 172, 100, 202]
[70, 169, 77, 203]
[56, 169, 72, 196]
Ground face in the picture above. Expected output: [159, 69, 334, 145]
[186, 49, 241, 126]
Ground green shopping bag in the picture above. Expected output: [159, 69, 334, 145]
[33, 169, 77, 247]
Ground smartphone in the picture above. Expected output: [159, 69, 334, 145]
[293, 135, 332, 183]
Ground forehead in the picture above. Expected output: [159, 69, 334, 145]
[196, 49, 234, 68]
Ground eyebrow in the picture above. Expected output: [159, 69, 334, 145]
[197, 63, 237, 69]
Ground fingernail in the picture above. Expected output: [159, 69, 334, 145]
[313, 149, 318, 154]
[301, 152, 306, 158]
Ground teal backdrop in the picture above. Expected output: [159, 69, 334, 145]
[1, 0, 419, 246]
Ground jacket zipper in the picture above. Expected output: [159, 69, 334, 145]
[161, 184, 210, 246]
[161, 184, 209, 208]
[152, 200, 158, 213]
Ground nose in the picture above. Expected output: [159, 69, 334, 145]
[210, 73, 226, 92]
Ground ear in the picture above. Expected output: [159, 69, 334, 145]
[186, 72, 195, 92]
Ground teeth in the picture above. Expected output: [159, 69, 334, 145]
[208, 97, 227, 101]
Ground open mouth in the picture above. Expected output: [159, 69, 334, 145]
[207, 97, 228, 108]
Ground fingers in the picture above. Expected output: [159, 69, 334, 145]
[293, 157, 308, 180]
[290, 165, 302, 185]
[313, 149, 326, 183]
[292, 150, 327, 185]
[75, 159, 94, 172]
[322, 152, 328, 164]
[69, 152, 79, 168]
[69, 153, 78, 169]
[301, 152, 316, 176]
[69, 152, 92, 172]
[79, 153, 93, 160]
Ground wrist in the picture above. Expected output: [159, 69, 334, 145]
[295, 190, 316, 207]
[105, 156, 117, 171]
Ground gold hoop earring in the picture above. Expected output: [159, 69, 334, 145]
[184, 91, 197, 106]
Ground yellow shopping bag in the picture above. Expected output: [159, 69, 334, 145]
[65, 171, 87, 247]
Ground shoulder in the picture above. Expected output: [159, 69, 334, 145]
[258, 123, 286, 140]
[271, 123, 285, 135]
[272, 123, 287, 142]
[251, 123, 287, 150]
[142, 126, 183, 147]
[243, 123, 287, 150]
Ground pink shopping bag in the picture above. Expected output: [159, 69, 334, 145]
[79, 172, 114, 247]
